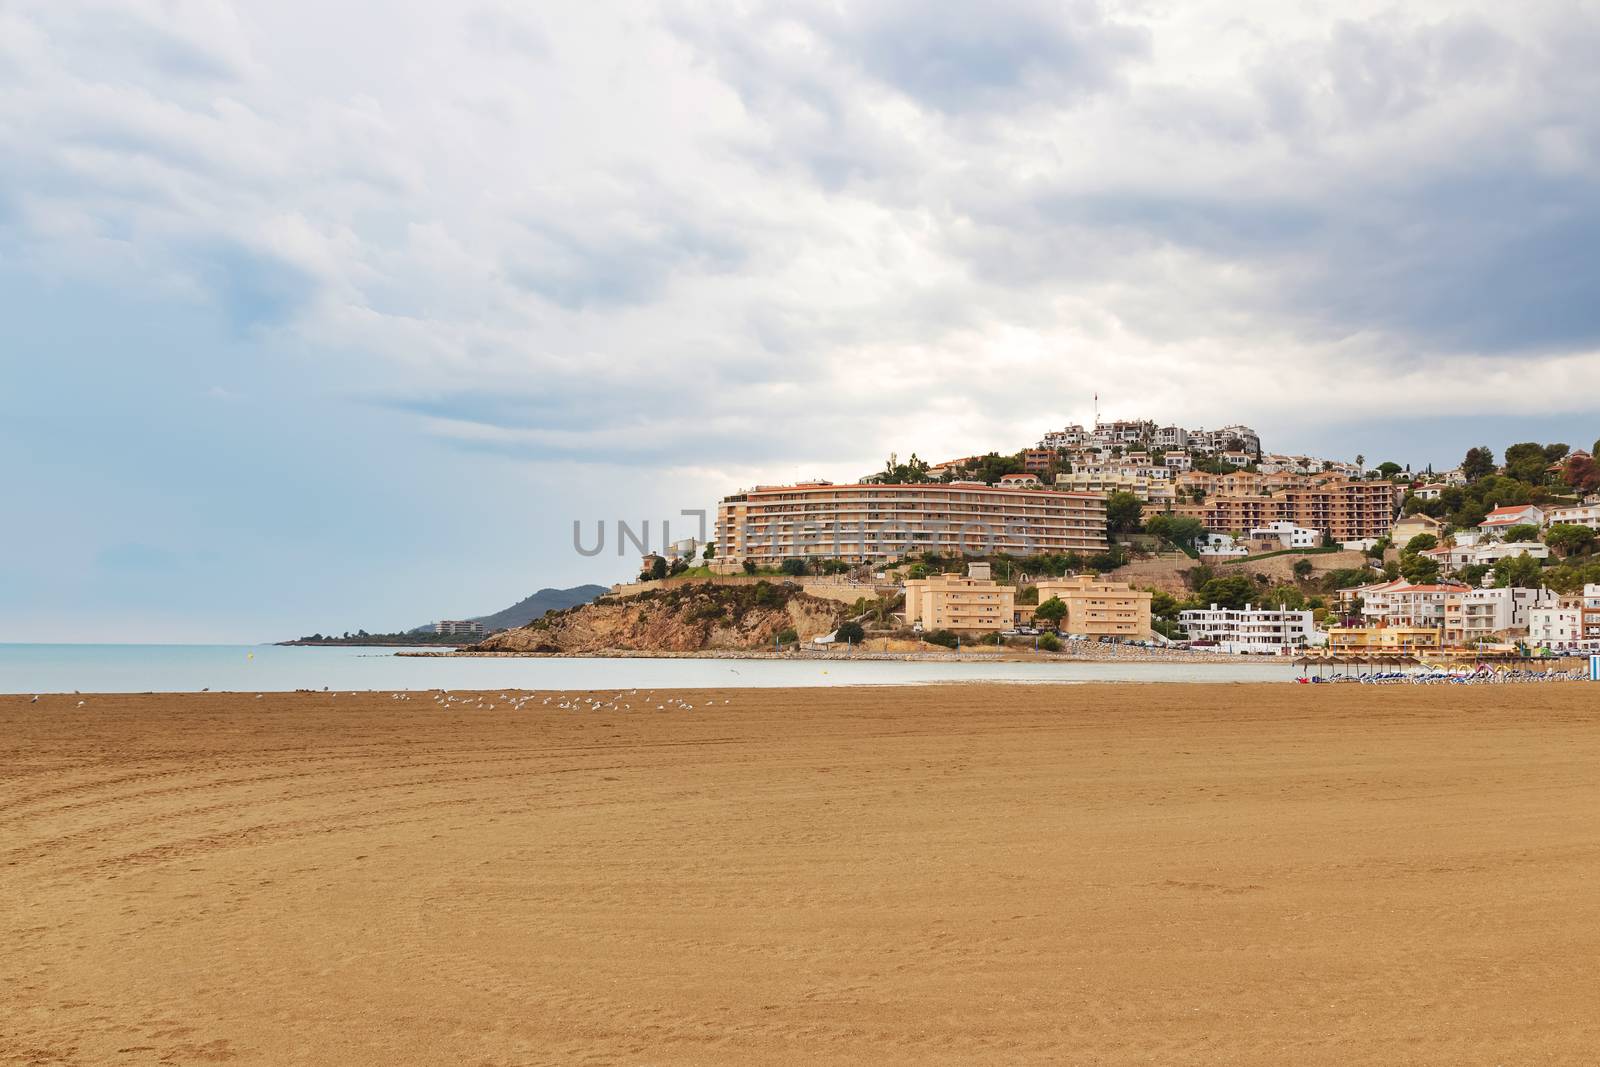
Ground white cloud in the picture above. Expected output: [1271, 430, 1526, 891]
[4, 0, 1600, 494]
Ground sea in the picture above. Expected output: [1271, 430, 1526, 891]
[0, 643, 1298, 694]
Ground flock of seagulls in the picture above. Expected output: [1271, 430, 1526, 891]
[419, 688, 730, 713]
[25, 688, 732, 713]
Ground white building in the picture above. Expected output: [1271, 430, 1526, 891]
[1041, 424, 1087, 450]
[1527, 607, 1583, 649]
[1196, 533, 1249, 558]
[1162, 453, 1193, 471]
[1545, 503, 1600, 531]
[1472, 542, 1550, 567]
[1154, 426, 1189, 450]
[1248, 521, 1323, 550]
[1179, 603, 1324, 654]
[1479, 504, 1545, 538]
[436, 620, 485, 637]
[1443, 587, 1555, 646]
[1345, 580, 1472, 628]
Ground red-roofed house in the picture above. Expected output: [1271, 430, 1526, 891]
[1479, 504, 1544, 537]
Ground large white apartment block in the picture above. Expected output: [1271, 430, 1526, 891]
[1178, 603, 1324, 654]
[1442, 587, 1556, 646]
[1545, 502, 1600, 531]
[1527, 606, 1583, 648]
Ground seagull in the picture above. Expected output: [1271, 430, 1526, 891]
[30, 695, 38, 703]
[77, 700, 86, 707]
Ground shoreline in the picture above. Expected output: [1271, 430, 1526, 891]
[405, 646, 1265, 665]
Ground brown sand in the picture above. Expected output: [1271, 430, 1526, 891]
[4, 684, 1599, 1065]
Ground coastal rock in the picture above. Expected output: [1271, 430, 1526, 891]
[470, 580, 849, 654]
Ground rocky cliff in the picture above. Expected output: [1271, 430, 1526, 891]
[469, 581, 848, 654]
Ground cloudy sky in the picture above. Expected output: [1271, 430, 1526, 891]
[4, 0, 1600, 641]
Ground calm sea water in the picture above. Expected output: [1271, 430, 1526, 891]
[0, 643, 1298, 694]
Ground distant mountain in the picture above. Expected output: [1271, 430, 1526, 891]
[414, 585, 609, 634]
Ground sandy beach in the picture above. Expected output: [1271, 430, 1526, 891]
[4, 684, 1600, 1065]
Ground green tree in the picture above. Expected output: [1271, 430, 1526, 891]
[1503, 442, 1549, 484]
[1197, 574, 1255, 610]
[1545, 524, 1597, 557]
[1400, 553, 1441, 584]
[924, 629, 959, 649]
[1261, 584, 1307, 609]
[1037, 633, 1063, 652]
[1404, 533, 1439, 554]
[648, 556, 668, 581]
[1034, 596, 1068, 627]
[1105, 491, 1144, 535]
[1544, 443, 1570, 464]
[742, 559, 758, 575]
[1461, 446, 1496, 482]
[1493, 552, 1544, 589]
[1498, 523, 1541, 544]
[1145, 513, 1204, 550]
[1377, 461, 1404, 478]
[1149, 590, 1181, 619]
[703, 543, 716, 560]
[780, 558, 809, 577]
[1457, 563, 1492, 587]
[834, 620, 866, 644]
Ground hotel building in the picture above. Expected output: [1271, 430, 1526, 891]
[715, 482, 1107, 568]
[903, 563, 1016, 634]
[1034, 574, 1153, 638]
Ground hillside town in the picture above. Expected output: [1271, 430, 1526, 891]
[652, 418, 1600, 659]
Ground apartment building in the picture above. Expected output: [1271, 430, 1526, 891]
[715, 482, 1108, 567]
[1021, 448, 1058, 474]
[1033, 574, 1152, 638]
[1527, 605, 1583, 648]
[1545, 502, 1600, 530]
[1169, 478, 1398, 543]
[1327, 625, 1444, 655]
[904, 563, 1015, 634]
[1178, 603, 1322, 654]
[436, 620, 485, 637]
[1342, 580, 1472, 628]
[1584, 584, 1600, 645]
[1040, 425, 1088, 450]
[1153, 425, 1189, 450]
[1442, 587, 1555, 647]
[1055, 471, 1176, 506]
